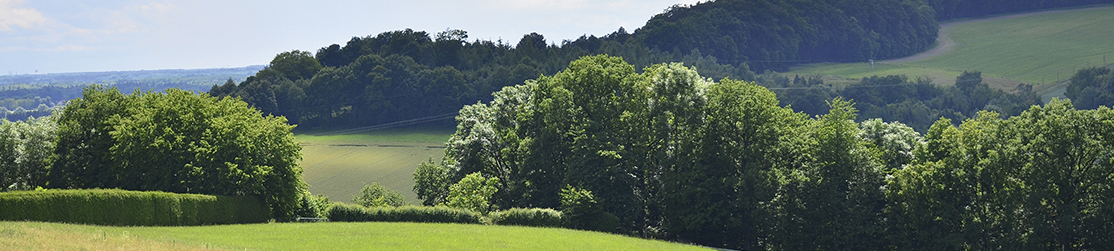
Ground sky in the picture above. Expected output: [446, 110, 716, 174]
[0, 0, 702, 74]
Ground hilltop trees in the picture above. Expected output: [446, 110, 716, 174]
[636, 0, 938, 70]
[47, 86, 306, 220]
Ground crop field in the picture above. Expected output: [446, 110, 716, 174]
[0, 221, 709, 251]
[787, 5, 1114, 98]
[296, 128, 453, 204]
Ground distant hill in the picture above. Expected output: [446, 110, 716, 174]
[0, 65, 263, 121]
[0, 65, 264, 86]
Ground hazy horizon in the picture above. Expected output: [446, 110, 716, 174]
[1, 0, 702, 75]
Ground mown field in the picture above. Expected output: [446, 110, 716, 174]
[0, 221, 709, 251]
[787, 5, 1114, 99]
[296, 128, 453, 204]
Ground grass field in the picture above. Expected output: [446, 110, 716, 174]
[297, 128, 453, 205]
[787, 5, 1114, 97]
[0, 221, 709, 251]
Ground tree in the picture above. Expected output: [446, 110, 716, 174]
[268, 50, 323, 80]
[0, 115, 56, 191]
[48, 86, 306, 220]
[413, 158, 452, 206]
[442, 172, 499, 213]
[353, 182, 406, 207]
[859, 118, 923, 171]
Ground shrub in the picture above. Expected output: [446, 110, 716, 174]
[352, 182, 406, 207]
[489, 208, 563, 227]
[0, 189, 269, 226]
[294, 191, 331, 218]
[325, 204, 482, 224]
[442, 172, 499, 213]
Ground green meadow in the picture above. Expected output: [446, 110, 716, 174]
[297, 128, 453, 204]
[0, 221, 709, 251]
[788, 5, 1114, 96]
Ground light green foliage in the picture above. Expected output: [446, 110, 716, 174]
[859, 118, 923, 171]
[0, 115, 56, 191]
[442, 172, 499, 213]
[48, 86, 305, 221]
[489, 208, 563, 227]
[413, 158, 451, 206]
[295, 191, 331, 218]
[353, 182, 406, 207]
[325, 203, 483, 224]
[0, 189, 269, 226]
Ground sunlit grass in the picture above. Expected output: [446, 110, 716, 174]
[1, 221, 710, 251]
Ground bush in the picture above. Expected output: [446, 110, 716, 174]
[325, 204, 483, 224]
[352, 182, 406, 207]
[0, 189, 269, 226]
[489, 208, 563, 227]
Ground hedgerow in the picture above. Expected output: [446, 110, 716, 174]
[488, 208, 563, 227]
[0, 189, 268, 226]
[325, 204, 482, 224]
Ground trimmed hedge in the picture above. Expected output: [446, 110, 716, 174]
[326, 204, 483, 224]
[0, 189, 269, 226]
[489, 208, 563, 227]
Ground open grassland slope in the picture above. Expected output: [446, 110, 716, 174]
[788, 5, 1114, 94]
[0, 221, 709, 251]
[296, 129, 452, 204]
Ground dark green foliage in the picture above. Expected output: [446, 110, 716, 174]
[47, 86, 306, 221]
[0, 189, 269, 226]
[559, 186, 618, 233]
[768, 71, 1042, 132]
[353, 182, 407, 207]
[637, 0, 938, 70]
[928, 0, 1114, 20]
[1066, 66, 1114, 110]
[886, 100, 1114, 249]
[488, 208, 564, 227]
[324, 204, 483, 224]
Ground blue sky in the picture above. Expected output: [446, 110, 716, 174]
[1, 0, 701, 74]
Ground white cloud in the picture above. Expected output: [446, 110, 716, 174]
[0, 0, 48, 31]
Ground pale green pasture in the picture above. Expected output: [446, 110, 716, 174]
[914, 6, 1114, 85]
[297, 129, 452, 204]
[787, 6, 1114, 94]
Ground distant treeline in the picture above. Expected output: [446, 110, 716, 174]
[0, 66, 262, 86]
[762, 71, 1043, 132]
[212, 0, 1107, 131]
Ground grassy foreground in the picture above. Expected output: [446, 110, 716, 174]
[0, 221, 709, 251]
[787, 5, 1114, 95]
[296, 128, 453, 204]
